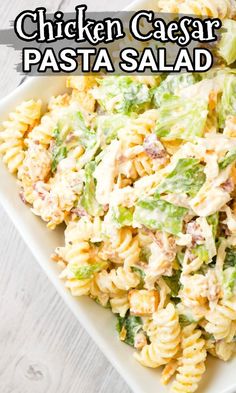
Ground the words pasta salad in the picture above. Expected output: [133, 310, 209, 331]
[1, 1, 236, 392]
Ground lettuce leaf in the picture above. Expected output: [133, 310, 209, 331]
[116, 313, 143, 347]
[222, 247, 236, 297]
[207, 213, 219, 239]
[192, 244, 209, 263]
[51, 145, 67, 173]
[94, 76, 151, 114]
[218, 19, 236, 65]
[134, 195, 187, 235]
[70, 262, 106, 280]
[224, 247, 236, 269]
[223, 267, 236, 298]
[153, 73, 198, 107]
[179, 314, 197, 327]
[131, 267, 145, 287]
[155, 93, 208, 141]
[81, 162, 103, 216]
[139, 247, 151, 263]
[112, 206, 133, 228]
[219, 150, 236, 170]
[157, 158, 206, 197]
[96, 114, 129, 145]
[163, 270, 181, 297]
[218, 75, 236, 128]
[52, 111, 99, 171]
[71, 111, 97, 150]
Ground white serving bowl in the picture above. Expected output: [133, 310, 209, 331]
[0, 1, 235, 392]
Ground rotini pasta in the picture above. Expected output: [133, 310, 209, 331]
[171, 324, 207, 393]
[95, 267, 140, 295]
[135, 304, 181, 368]
[205, 296, 236, 341]
[0, 100, 41, 173]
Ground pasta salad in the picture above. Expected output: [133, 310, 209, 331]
[1, 1, 236, 392]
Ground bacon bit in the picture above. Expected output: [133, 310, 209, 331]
[186, 221, 204, 245]
[117, 155, 127, 164]
[221, 178, 234, 193]
[220, 223, 232, 237]
[65, 133, 76, 143]
[143, 134, 167, 160]
[70, 207, 88, 217]
[33, 183, 47, 200]
[186, 249, 197, 262]
[206, 270, 221, 303]
[19, 189, 27, 205]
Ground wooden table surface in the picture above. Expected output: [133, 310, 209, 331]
[0, 1, 133, 392]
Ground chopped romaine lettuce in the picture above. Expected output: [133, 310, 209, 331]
[222, 247, 236, 297]
[81, 162, 103, 217]
[153, 73, 198, 107]
[224, 247, 236, 269]
[112, 206, 133, 228]
[70, 111, 100, 167]
[71, 112, 96, 149]
[139, 247, 151, 263]
[51, 111, 99, 171]
[51, 145, 67, 173]
[218, 19, 236, 65]
[96, 114, 129, 145]
[51, 127, 68, 172]
[70, 262, 106, 279]
[155, 93, 208, 141]
[177, 251, 185, 265]
[134, 195, 187, 235]
[93, 76, 151, 114]
[223, 267, 236, 298]
[116, 313, 143, 347]
[207, 213, 219, 239]
[157, 158, 206, 197]
[179, 314, 197, 327]
[192, 245, 209, 263]
[163, 270, 181, 297]
[131, 267, 145, 287]
[219, 150, 236, 170]
[52, 126, 61, 144]
[218, 75, 236, 128]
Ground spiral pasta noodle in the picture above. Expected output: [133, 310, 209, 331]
[0, 100, 41, 173]
[27, 94, 73, 147]
[132, 153, 157, 178]
[110, 294, 130, 316]
[95, 267, 140, 295]
[205, 296, 236, 341]
[111, 228, 140, 269]
[171, 324, 207, 393]
[118, 110, 158, 149]
[135, 303, 181, 368]
[60, 270, 92, 297]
